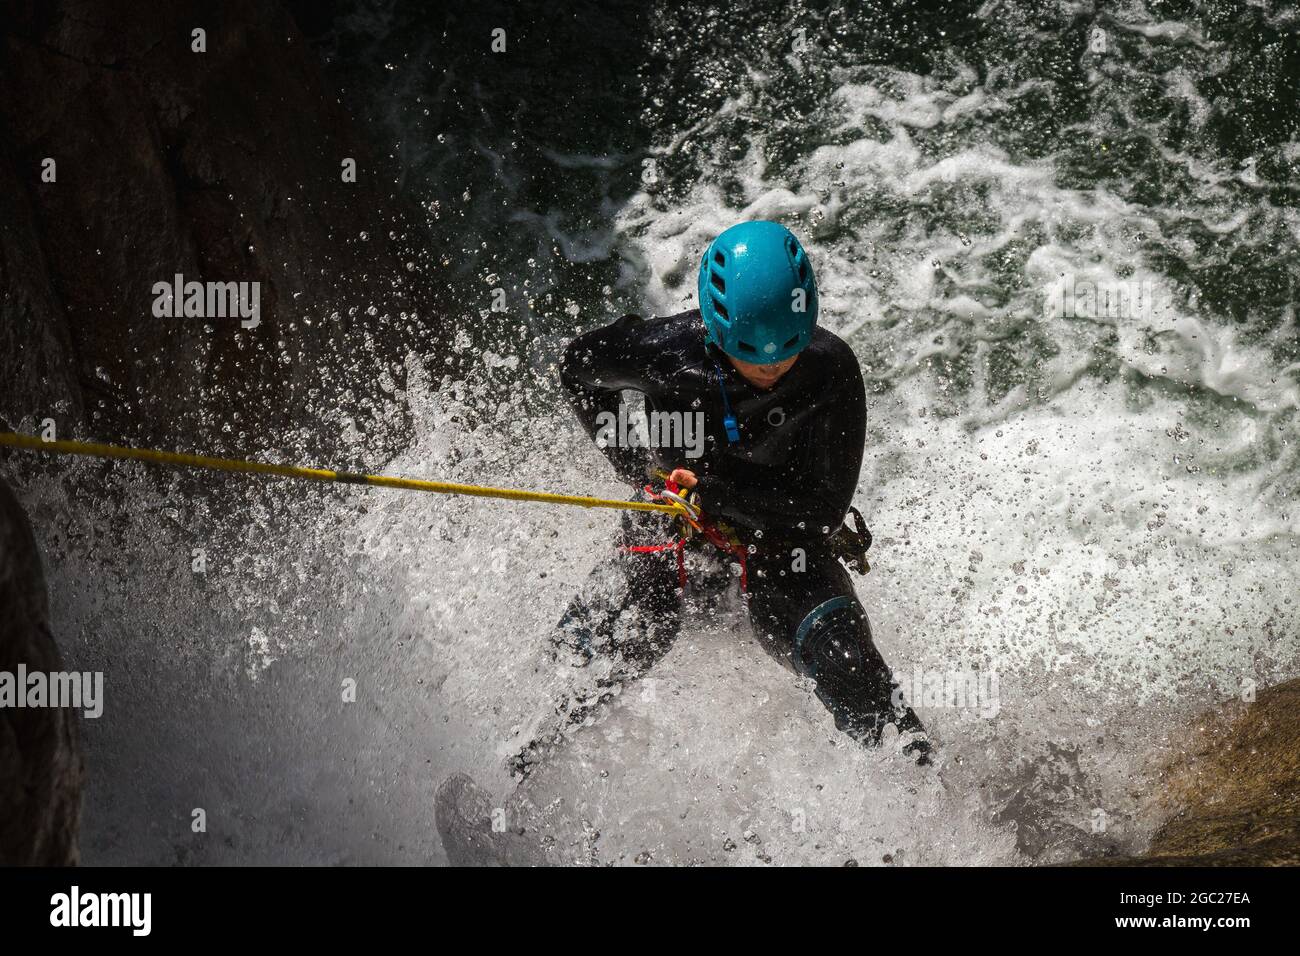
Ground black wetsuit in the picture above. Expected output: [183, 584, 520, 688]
[518, 309, 926, 773]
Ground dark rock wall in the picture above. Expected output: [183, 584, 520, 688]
[0, 474, 81, 865]
[0, 0, 439, 459]
[0, 0, 450, 866]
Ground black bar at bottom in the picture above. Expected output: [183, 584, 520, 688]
[0, 865, 1291, 942]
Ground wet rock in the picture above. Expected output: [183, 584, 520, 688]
[0, 475, 82, 864]
[1076, 679, 1300, 866]
[0, 0, 439, 457]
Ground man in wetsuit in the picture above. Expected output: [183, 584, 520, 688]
[523, 220, 928, 774]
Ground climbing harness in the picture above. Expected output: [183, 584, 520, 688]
[626, 475, 750, 592]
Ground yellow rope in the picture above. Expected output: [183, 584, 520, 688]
[0, 431, 683, 516]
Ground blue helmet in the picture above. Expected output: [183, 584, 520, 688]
[697, 220, 818, 365]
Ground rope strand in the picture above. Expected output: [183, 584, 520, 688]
[0, 432, 684, 516]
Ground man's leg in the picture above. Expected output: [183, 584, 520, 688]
[747, 547, 930, 762]
[512, 511, 683, 777]
[551, 530, 682, 677]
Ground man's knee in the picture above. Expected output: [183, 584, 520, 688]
[790, 595, 900, 740]
[792, 596, 879, 682]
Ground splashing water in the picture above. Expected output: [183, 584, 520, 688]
[12, 0, 1300, 864]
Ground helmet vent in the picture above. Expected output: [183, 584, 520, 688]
[711, 296, 730, 321]
[797, 260, 808, 283]
[714, 250, 727, 267]
[736, 340, 756, 353]
[783, 333, 800, 349]
[710, 271, 726, 294]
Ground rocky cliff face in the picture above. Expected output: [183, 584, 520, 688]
[0, 0, 450, 866]
[0, 0, 440, 460]
[0, 475, 82, 865]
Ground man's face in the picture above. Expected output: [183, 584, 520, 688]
[726, 353, 799, 390]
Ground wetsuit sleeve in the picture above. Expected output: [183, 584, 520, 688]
[559, 314, 654, 487]
[694, 361, 866, 538]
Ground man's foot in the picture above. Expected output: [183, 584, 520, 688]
[841, 706, 932, 764]
[901, 734, 933, 766]
[888, 705, 933, 766]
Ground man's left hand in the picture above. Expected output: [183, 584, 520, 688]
[668, 468, 698, 489]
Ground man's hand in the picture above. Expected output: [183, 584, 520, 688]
[668, 468, 698, 489]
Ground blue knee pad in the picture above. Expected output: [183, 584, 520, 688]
[793, 596, 866, 680]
